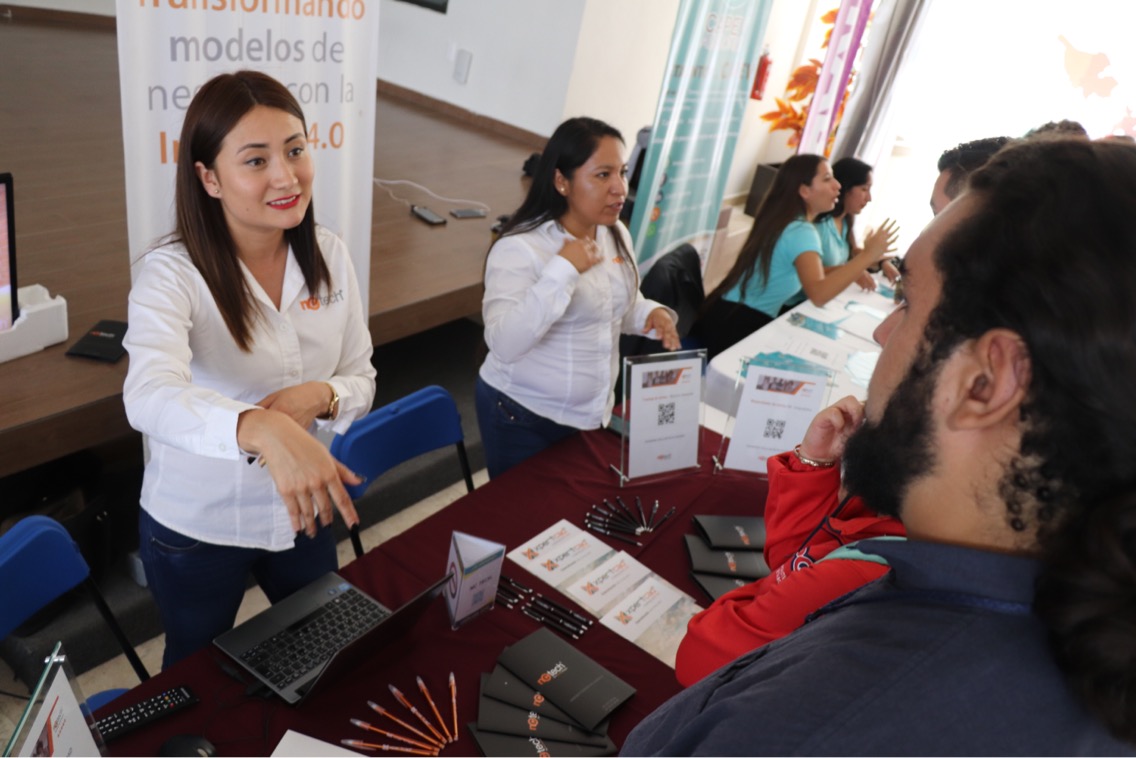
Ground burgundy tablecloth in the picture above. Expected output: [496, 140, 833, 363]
[106, 427, 765, 756]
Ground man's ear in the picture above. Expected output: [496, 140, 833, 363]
[195, 161, 220, 197]
[947, 329, 1031, 431]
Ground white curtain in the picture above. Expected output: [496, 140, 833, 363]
[830, 0, 932, 164]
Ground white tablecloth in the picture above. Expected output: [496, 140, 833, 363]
[704, 277, 898, 415]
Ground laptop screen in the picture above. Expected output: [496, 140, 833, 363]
[0, 172, 17, 332]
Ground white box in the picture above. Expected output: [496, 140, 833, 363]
[0, 284, 68, 364]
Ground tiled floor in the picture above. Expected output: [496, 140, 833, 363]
[0, 470, 489, 742]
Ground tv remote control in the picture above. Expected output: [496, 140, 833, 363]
[95, 685, 199, 742]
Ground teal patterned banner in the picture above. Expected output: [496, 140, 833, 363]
[629, 0, 773, 271]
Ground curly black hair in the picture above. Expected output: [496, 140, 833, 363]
[925, 136, 1136, 743]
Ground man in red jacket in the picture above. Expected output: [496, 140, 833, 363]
[676, 395, 905, 686]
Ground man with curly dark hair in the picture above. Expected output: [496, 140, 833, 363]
[623, 137, 1136, 755]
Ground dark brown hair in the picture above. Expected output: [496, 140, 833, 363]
[493, 117, 638, 295]
[703, 154, 824, 309]
[927, 137, 1136, 743]
[174, 69, 329, 351]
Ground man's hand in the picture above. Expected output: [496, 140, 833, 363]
[798, 395, 865, 463]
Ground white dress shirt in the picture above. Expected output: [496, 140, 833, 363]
[123, 227, 376, 551]
[478, 219, 671, 429]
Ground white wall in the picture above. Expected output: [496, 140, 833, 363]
[562, 0, 681, 152]
[723, 0, 821, 202]
[377, 0, 585, 137]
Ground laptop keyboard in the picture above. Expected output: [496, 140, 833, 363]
[238, 587, 391, 690]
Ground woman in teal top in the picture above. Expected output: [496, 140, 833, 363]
[816, 157, 899, 282]
[693, 154, 897, 359]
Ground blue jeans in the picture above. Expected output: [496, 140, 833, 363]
[475, 377, 579, 479]
[138, 509, 337, 670]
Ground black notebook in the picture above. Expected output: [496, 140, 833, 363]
[66, 319, 127, 362]
[468, 724, 615, 757]
[496, 628, 635, 731]
[683, 534, 770, 580]
[481, 665, 596, 731]
[691, 514, 766, 550]
[690, 571, 751, 601]
[476, 694, 610, 747]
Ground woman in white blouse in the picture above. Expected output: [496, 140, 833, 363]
[123, 71, 376, 668]
[476, 117, 679, 479]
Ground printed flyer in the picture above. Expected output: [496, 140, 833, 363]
[598, 576, 701, 668]
[507, 520, 615, 588]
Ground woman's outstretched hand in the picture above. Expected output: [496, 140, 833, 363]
[237, 409, 363, 537]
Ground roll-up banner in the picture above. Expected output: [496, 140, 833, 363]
[796, 0, 873, 157]
[116, 0, 378, 308]
[629, 0, 773, 273]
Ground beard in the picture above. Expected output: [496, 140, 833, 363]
[842, 342, 945, 520]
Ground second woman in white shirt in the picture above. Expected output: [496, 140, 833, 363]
[476, 117, 679, 479]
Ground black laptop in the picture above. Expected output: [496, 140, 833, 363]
[214, 572, 449, 705]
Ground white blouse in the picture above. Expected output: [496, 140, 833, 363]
[123, 227, 376, 551]
[479, 219, 670, 429]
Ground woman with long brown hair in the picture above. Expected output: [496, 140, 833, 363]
[693, 154, 897, 359]
[123, 70, 376, 668]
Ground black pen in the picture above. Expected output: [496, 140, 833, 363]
[495, 592, 516, 609]
[612, 496, 640, 526]
[522, 607, 580, 639]
[654, 506, 677, 530]
[591, 504, 638, 529]
[647, 499, 660, 530]
[503, 576, 533, 594]
[534, 593, 592, 627]
[585, 522, 642, 547]
[496, 583, 521, 603]
[634, 496, 648, 528]
[528, 601, 588, 635]
[585, 515, 641, 535]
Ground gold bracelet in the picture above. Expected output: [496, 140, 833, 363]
[794, 444, 836, 468]
[319, 382, 340, 420]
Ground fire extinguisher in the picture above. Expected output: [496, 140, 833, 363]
[751, 46, 772, 100]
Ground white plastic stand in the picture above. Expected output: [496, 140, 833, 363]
[0, 284, 68, 364]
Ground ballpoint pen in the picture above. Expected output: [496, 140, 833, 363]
[417, 676, 453, 743]
[341, 740, 435, 755]
[351, 719, 437, 752]
[389, 684, 447, 745]
[584, 522, 642, 547]
[449, 672, 458, 742]
[367, 701, 443, 748]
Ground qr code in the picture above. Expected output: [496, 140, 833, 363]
[657, 402, 676, 426]
[472, 589, 485, 605]
[764, 418, 786, 439]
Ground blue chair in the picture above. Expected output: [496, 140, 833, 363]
[0, 515, 150, 709]
[330, 385, 475, 558]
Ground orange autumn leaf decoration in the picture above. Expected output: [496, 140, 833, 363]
[761, 7, 854, 154]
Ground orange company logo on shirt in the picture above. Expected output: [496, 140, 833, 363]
[300, 288, 345, 311]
